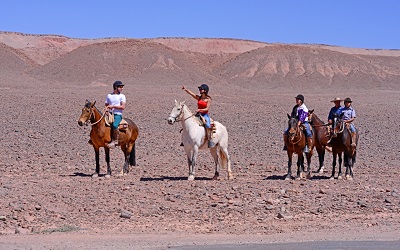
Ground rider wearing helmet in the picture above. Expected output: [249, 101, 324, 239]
[182, 83, 215, 147]
[283, 94, 313, 153]
[105, 80, 126, 148]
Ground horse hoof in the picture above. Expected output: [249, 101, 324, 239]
[105, 174, 111, 178]
[188, 175, 195, 181]
[92, 173, 99, 178]
[228, 173, 233, 180]
[346, 175, 353, 180]
[318, 167, 324, 174]
[338, 175, 343, 180]
[329, 176, 335, 180]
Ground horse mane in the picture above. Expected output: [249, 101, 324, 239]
[312, 113, 324, 125]
[86, 100, 103, 115]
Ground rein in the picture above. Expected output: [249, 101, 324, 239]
[289, 125, 303, 145]
[174, 105, 194, 122]
[87, 106, 108, 126]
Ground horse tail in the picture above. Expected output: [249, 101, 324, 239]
[129, 143, 136, 166]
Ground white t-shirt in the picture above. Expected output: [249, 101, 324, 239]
[105, 93, 126, 115]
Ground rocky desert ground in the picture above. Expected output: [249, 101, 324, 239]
[0, 32, 400, 249]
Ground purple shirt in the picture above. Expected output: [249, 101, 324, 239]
[296, 103, 309, 123]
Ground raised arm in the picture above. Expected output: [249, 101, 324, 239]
[182, 86, 199, 100]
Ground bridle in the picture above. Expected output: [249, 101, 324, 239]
[83, 104, 107, 126]
[170, 104, 194, 123]
[288, 118, 303, 145]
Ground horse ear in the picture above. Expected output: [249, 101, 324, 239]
[287, 113, 291, 119]
[309, 109, 314, 114]
[174, 99, 177, 104]
[91, 101, 96, 107]
[182, 100, 186, 105]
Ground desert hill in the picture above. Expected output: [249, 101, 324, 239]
[1, 31, 400, 89]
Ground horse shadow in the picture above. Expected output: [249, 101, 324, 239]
[265, 174, 331, 181]
[67, 172, 98, 178]
[140, 176, 213, 181]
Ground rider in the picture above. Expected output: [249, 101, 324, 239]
[182, 84, 215, 148]
[341, 97, 357, 147]
[105, 80, 126, 149]
[326, 97, 343, 149]
[283, 94, 313, 153]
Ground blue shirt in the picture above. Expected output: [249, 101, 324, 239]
[328, 106, 342, 121]
[340, 106, 356, 121]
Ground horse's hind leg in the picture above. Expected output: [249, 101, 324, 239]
[331, 154, 337, 179]
[219, 146, 233, 180]
[296, 155, 304, 180]
[305, 153, 312, 179]
[210, 147, 220, 180]
[338, 153, 344, 179]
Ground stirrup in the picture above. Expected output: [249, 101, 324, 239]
[208, 140, 215, 148]
[303, 145, 309, 153]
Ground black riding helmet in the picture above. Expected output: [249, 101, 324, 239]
[198, 84, 209, 94]
[113, 80, 124, 89]
[295, 94, 304, 103]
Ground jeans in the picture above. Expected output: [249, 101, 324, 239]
[112, 114, 122, 129]
[284, 121, 312, 137]
[200, 113, 211, 128]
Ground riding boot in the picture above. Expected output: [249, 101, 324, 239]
[207, 128, 215, 148]
[283, 134, 288, 151]
[351, 132, 357, 147]
[107, 129, 119, 149]
[303, 137, 313, 153]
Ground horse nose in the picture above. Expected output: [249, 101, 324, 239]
[167, 117, 174, 125]
[78, 121, 83, 126]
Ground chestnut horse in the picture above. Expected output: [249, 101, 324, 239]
[284, 115, 313, 180]
[167, 100, 233, 181]
[330, 113, 358, 180]
[78, 100, 139, 177]
[308, 110, 342, 178]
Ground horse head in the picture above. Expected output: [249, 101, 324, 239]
[167, 100, 186, 125]
[287, 114, 299, 138]
[332, 113, 344, 135]
[78, 100, 96, 126]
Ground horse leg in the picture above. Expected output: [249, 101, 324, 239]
[209, 147, 220, 180]
[219, 146, 233, 180]
[187, 147, 199, 181]
[129, 143, 136, 166]
[331, 153, 337, 179]
[305, 152, 312, 179]
[317, 147, 325, 173]
[296, 154, 304, 180]
[93, 147, 100, 177]
[338, 153, 346, 179]
[285, 152, 293, 180]
[105, 147, 112, 177]
[121, 144, 130, 176]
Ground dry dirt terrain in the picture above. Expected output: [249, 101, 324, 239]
[0, 32, 400, 249]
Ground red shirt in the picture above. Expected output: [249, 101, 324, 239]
[197, 99, 208, 114]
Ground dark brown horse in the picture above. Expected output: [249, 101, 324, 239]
[284, 115, 313, 180]
[308, 110, 342, 178]
[330, 113, 358, 180]
[78, 100, 139, 177]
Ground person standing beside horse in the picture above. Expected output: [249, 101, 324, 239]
[283, 94, 313, 153]
[182, 84, 215, 148]
[105, 80, 126, 149]
[341, 97, 357, 147]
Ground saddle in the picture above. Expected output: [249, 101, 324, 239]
[196, 113, 216, 132]
[105, 113, 129, 131]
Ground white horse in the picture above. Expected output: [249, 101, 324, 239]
[167, 100, 233, 181]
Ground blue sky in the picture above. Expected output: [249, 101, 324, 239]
[1, 0, 399, 49]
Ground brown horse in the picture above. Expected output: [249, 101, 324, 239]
[284, 115, 313, 180]
[330, 113, 358, 180]
[308, 110, 342, 178]
[77, 100, 139, 177]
